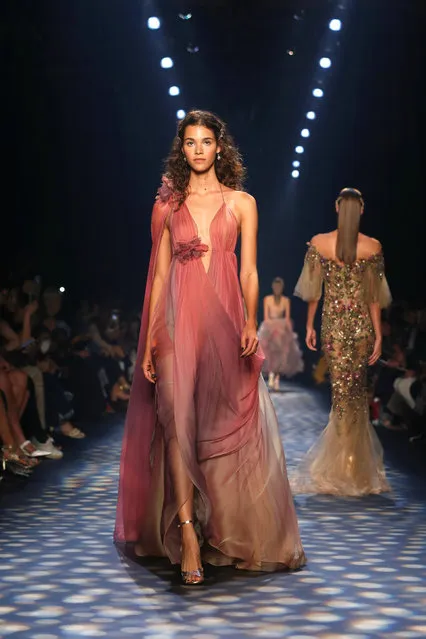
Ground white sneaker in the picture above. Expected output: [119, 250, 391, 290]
[32, 438, 64, 460]
[20, 440, 51, 458]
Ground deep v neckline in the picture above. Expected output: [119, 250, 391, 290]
[184, 201, 225, 237]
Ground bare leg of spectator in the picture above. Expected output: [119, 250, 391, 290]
[0, 371, 50, 458]
[8, 369, 30, 418]
[0, 394, 40, 472]
[23, 366, 47, 429]
[0, 394, 16, 448]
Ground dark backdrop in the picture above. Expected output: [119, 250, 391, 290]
[3, 0, 425, 314]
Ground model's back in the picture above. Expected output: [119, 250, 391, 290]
[292, 187, 392, 497]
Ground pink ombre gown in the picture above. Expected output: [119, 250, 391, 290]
[259, 307, 304, 378]
[115, 187, 306, 571]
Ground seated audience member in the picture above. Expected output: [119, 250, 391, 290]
[64, 340, 108, 422]
[41, 287, 71, 337]
[0, 393, 37, 477]
[37, 351, 85, 439]
[0, 362, 54, 463]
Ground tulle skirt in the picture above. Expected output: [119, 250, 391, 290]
[259, 319, 304, 377]
[291, 405, 390, 496]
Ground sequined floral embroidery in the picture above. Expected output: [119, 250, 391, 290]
[299, 245, 391, 423]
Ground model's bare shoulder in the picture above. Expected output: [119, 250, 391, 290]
[232, 190, 257, 208]
[369, 237, 382, 253]
[230, 191, 257, 228]
[310, 232, 329, 248]
[360, 233, 382, 255]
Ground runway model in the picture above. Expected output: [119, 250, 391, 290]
[259, 277, 304, 390]
[115, 110, 306, 584]
[293, 188, 392, 496]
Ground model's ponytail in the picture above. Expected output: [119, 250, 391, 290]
[336, 188, 364, 264]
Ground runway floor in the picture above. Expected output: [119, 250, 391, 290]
[1, 383, 426, 639]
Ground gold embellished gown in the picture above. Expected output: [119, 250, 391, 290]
[292, 244, 392, 496]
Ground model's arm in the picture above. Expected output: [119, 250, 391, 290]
[263, 297, 269, 322]
[142, 224, 172, 382]
[305, 301, 319, 351]
[294, 236, 323, 351]
[368, 302, 382, 365]
[306, 301, 318, 331]
[368, 302, 381, 338]
[285, 297, 292, 327]
[365, 242, 389, 366]
[239, 193, 259, 357]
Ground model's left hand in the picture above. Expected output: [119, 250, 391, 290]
[241, 321, 259, 357]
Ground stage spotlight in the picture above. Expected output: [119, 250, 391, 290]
[329, 19, 342, 31]
[292, 160, 300, 168]
[168, 86, 180, 96]
[177, 109, 186, 119]
[295, 146, 304, 154]
[59, 286, 66, 293]
[301, 128, 310, 138]
[292, 170, 300, 178]
[178, 13, 192, 20]
[319, 57, 332, 69]
[186, 43, 200, 53]
[306, 111, 316, 120]
[287, 49, 295, 56]
[313, 88, 324, 98]
[160, 57, 174, 69]
[147, 16, 161, 30]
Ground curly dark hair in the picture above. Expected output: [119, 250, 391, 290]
[163, 110, 246, 207]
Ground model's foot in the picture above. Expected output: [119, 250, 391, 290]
[180, 521, 204, 584]
[273, 374, 280, 391]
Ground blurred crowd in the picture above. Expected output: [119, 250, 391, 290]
[313, 302, 426, 444]
[0, 276, 140, 481]
[371, 304, 426, 443]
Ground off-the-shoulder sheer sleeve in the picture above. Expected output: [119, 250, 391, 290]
[294, 244, 323, 302]
[363, 253, 392, 308]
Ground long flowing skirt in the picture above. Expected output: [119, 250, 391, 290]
[259, 319, 304, 376]
[291, 406, 390, 496]
[115, 203, 306, 570]
[291, 323, 390, 496]
[145, 255, 305, 570]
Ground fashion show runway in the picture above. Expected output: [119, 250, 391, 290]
[1, 384, 426, 639]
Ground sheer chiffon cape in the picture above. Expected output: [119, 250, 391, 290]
[114, 197, 169, 544]
[115, 191, 306, 571]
